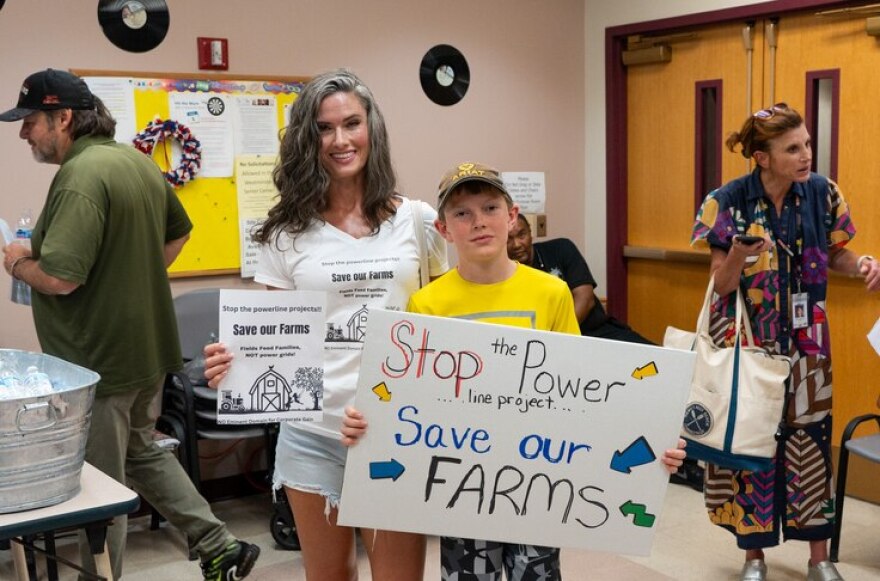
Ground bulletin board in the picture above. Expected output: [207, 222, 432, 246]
[72, 70, 307, 277]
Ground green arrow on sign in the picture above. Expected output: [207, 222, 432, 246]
[619, 500, 656, 528]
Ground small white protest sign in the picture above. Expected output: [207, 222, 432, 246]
[218, 290, 326, 424]
[339, 309, 694, 555]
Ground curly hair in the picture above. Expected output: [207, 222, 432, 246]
[254, 69, 397, 244]
[726, 102, 804, 159]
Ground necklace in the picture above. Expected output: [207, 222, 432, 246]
[532, 246, 546, 272]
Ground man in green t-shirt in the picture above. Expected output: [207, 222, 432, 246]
[1, 69, 259, 581]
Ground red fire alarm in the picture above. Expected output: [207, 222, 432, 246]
[197, 37, 228, 70]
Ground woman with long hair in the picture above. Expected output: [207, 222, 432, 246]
[205, 69, 448, 580]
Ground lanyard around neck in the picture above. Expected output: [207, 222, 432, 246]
[768, 193, 803, 293]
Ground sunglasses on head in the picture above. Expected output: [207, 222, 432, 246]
[752, 103, 789, 120]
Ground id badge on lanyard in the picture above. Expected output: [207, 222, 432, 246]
[776, 196, 808, 330]
[791, 292, 809, 329]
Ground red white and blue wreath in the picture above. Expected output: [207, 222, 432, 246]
[132, 118, 202, 187]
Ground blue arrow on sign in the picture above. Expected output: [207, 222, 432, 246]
[610, 435, 656, 474]
[369, 459, 406, 481]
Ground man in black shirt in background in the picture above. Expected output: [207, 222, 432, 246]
[507, 214, 651, 343]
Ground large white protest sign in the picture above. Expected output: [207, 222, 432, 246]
[339, 310, 695, 555]
[218, 290, 326, 424]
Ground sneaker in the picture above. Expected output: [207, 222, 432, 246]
[740, 559, 767, 581]
[807, 560, 844, 581]
[201, 540, 260, 580]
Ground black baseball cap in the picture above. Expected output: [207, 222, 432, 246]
[0, 69, 95, 122]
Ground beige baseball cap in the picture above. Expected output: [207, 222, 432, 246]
[436, 162, 512, 212]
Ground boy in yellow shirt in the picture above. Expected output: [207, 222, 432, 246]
[344, 162, 686, 580]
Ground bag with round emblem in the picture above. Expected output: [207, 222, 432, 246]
[663, 276, 791, 472]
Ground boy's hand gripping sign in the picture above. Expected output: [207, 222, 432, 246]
[339, 310, 695, 555]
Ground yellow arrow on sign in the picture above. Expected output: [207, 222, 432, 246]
[372, 382, 392, 402]
[631, 361, 658, 380]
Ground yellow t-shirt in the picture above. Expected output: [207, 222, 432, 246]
[407, 263, 579, 335]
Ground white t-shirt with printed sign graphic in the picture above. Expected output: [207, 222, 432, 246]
[255, 198, 448, 437]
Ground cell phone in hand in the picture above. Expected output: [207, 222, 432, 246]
[736, 235, 764, 245]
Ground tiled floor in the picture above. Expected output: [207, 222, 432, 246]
[3, 482, 879, 580]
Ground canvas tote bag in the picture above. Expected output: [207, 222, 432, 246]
[663, 277, 791, 472]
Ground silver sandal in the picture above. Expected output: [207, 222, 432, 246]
[807, 560, 845, 581]
[740, 559, 767, 581]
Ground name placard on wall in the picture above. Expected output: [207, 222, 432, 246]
[339, 310, 694, 555]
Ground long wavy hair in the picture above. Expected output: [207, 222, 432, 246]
[254, 69, 397, 244]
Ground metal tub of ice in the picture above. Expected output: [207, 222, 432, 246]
[0, 349, 99, 513]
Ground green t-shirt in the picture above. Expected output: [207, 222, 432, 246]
[30, 135, 193, 396]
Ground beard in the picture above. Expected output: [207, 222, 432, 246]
[31, 139, 58, 164]
[30, 112, 61, 164]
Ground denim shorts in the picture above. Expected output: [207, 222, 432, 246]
[273, 422, 347, 509]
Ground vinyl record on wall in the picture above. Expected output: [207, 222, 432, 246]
[97, 0, 169, 53]
[0, 0, 6, 12]
[420, 44, 470, 106]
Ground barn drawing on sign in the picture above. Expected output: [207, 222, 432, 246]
[347, 305, 369, 342]
[325, 305, 370, 343]
[248, 365, 298, 411]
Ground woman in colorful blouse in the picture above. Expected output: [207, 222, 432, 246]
[691, 103, 880, 581]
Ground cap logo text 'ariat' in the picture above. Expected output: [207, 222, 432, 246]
[454, 163, 485, 181]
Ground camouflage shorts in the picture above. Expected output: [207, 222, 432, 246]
[440, 537, 561, 581]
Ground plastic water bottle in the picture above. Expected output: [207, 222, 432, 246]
[0, 362, 22, 399]
[10, 210, 33, 306]
[23, 365, 54, 396]
[0, 362, 16, 388]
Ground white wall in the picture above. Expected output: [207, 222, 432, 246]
[582, 0, 766, 291]
[0, 0, 584, 351]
